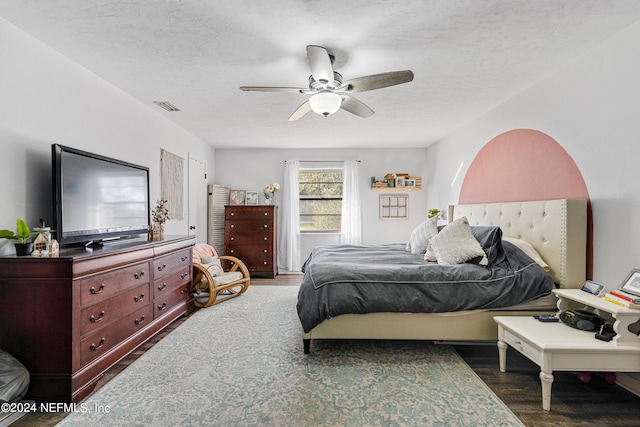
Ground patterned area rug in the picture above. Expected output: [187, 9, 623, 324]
[58, 286, 523, 427]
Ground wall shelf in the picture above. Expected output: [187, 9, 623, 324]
[371, 173, 422, 191]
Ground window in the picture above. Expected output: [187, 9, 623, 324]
[299, 167, 343, 232]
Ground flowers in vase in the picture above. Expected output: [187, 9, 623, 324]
[151, 199, 170, 225]
[263, 182, 280, 203]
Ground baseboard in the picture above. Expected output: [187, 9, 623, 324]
[616, 372, 640, 397]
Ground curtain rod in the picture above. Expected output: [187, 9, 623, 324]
[284, 160, 361, 163]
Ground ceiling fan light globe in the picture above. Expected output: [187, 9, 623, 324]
[309, 92, 342, 117]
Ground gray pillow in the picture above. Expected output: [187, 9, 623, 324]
[431, 216, 488, 265]
[406, 217, 439, 254]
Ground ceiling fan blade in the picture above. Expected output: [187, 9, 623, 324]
[342, 70, 414, 93]
[340, 95, 374, 118]
[240, 86, 305, 93]
[288, 100, 312, 121]
[307, 45, 334, 84]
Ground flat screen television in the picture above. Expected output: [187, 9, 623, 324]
[52, 144, 150, 246]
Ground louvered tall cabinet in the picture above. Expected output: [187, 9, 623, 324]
[225, 205, 277, 278]
[208, 184, 229, 254]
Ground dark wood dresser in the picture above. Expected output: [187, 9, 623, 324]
[225, 205, 277, 278]
[0, 235, 195, 403]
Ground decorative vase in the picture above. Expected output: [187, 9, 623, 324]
[14, 243, 34, 256]
[151, 223, 164, 240]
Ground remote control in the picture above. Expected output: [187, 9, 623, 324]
[535, 314, 560, 322]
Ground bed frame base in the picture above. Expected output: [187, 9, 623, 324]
[302, 308, 556, 353]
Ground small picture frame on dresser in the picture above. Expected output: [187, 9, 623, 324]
[619, 268, 640, 297]
[229, 190, 246, 205]
[245, 191, 258, 205]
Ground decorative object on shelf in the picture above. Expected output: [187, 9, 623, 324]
[263, 182, 280, 205]
[151, 199, 169, 239]
[246, 191, 259, 205]
[0, 218, 49, 256]
[618, 269, 640, 297]
[427, 209, 441, 219]
[229, 190, 246, 206]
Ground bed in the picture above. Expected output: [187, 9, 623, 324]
[297, 198, 587, 353]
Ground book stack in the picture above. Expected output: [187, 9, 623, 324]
[603, 289, 640, 309]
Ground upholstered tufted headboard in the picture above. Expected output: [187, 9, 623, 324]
[449, 199, 587, 289]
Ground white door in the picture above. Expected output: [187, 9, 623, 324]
[188, 157, 207, 243]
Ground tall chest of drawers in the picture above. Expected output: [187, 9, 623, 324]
[0, 235, 195, 403]
[225, 205, 277, 278]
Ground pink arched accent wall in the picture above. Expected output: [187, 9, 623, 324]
[459, 129, 592, 278]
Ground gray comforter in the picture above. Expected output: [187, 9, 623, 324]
[297, 234, 554, 333]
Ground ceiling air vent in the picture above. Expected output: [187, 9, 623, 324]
[153, 101, 182, 112]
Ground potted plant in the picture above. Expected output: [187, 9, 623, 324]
[427, 208, 441, 219]
[0, 219, 46, 256]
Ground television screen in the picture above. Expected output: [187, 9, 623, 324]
[52, 144, 150, 246]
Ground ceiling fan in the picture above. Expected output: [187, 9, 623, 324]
[239, 45, 414, 121]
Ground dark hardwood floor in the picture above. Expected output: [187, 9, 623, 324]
[11, 275, 640, 426]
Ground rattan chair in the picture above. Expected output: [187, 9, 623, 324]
[191, 243, 250, 307]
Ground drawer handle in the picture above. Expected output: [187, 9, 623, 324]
[263, 249, 267, 253]
[263, 261, 268, 265]
[264, 224, 268, 228]
[90, 338, 106, 351]
[230, 249, 234, 253]
[181, 273, 188, 280]
[134, 293, 145, 302]
[157, 264, 167, 272]
[231, 237, 235, 241]
[180, 286, 188, 295]
[158, 283, 167, 291]
[231, 224, 235, 228]
[135, 315, 146, 325]
[158, 302, 167, 311]
[89, 311, 105, 323]
[90, 284, 105, 294]
[231, 212, 235, 215]
[263, 237, 267, 241]
[181, 256, 188, 262]
[134, 271, 145, 279]
[264, 212, 268, 215]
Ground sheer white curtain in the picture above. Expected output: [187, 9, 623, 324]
[277, 160, 302, 272]
[340, 160, 362, 245]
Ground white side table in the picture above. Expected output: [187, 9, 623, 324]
[495, 289, 640, 411]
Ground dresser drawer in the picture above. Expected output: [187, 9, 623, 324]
[80, 305, 152, 366]
[153, 265, 191, 300]
[80, 283, 150, 336]
[227, 244, 272, 259]
[226, 207, 275, 220]
[227, 231, 273, 246]
[154, 282, 191, 318]
[504, 329, 542, 365]
[80, 262, 150, 306]
[226, 220, 273, 232]
[153, 248, 191, 279]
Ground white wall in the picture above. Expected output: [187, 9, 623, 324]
[425, 20, 640, 290]
[0, 18, 214, 256]
[215, 147, 429, 265]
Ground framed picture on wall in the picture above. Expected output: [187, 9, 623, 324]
[245, 191, 259, 205]
[395, 176, 405, 187]
[229, 190, 246, 205]
[405, 179, 416, 188]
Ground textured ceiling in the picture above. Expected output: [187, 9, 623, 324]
[2, 1, 640, 149]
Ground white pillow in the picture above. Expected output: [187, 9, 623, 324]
[431, 216, 488, 266]
[406, 217, 439, 254]
[424, 243, 437, 262]
[503, 237, 550, 272]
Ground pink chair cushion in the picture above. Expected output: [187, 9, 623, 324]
[192, 244, 218, 264]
